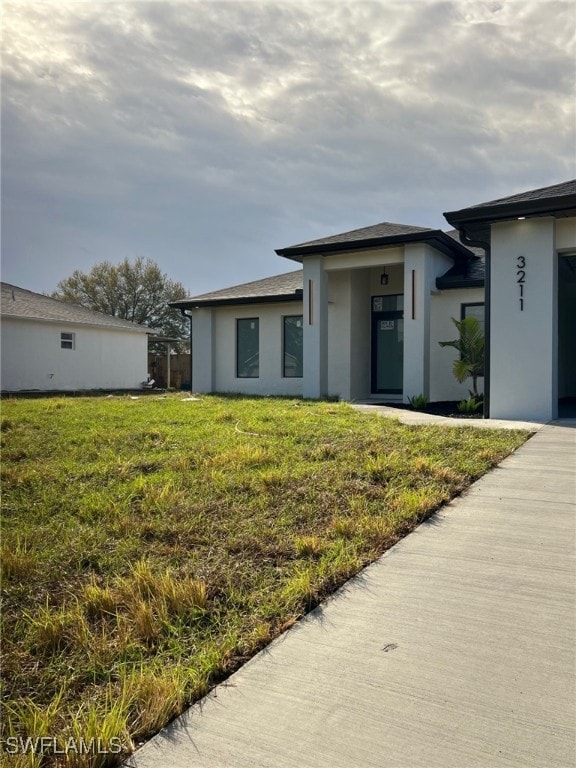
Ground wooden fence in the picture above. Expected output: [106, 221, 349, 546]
[147, 354, 191, 390]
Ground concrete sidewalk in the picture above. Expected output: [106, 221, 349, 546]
[128, 422, 576, 768]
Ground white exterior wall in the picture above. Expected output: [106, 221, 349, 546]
[349, 270, 372, 400]
[327, 271, 353, 400]
[302, 257, 328, 398]
[430, 287, 485, 401]
[490, 217, 556, 421]
[210, 302, 303, 397]
[0, 318, 148, 391]
[403, 245, 453, 401]
[192, 309, 215, 393]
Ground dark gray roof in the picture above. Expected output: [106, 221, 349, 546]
[436, 257, 485, 290]
[171, 270, 303, 309]
[445, 179, 576, 227]
[444, 229, 485, 259]
[1, 283, 149, 333]
[279, 221, 432, 251]
[463, 179, 576, 209]
[276, 221, 474, 261]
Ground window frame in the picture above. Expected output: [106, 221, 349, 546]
[60, 331, 76, 350]
[460, 302, 485, 332]
[282, 315, 303, 378]
[236, 317, 260, 379]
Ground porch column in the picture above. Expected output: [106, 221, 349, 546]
[490, 217, 556, 421]
[303, 256, 328, 399]
[403, 244, 435, 401]
[192, 308, 215, 393]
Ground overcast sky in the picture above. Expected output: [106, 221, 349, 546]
[2, 0, 575, 297]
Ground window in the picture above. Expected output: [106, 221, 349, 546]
[283, 316, 303, 378]
[236, 318, 259, 378]
[61, 332, 75, 350]
[461, 303, 485, 335]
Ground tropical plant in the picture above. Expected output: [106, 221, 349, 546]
[457, 396, 483, 414]
[408, 393, 429, 410]
[439, 316, 485, 398]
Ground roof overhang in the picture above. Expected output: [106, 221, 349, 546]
[444, 192, 576, 234]
[275, 230, 473, 262]
[170, 292, 303, 311]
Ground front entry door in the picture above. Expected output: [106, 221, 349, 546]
[371, 295, 404, 394]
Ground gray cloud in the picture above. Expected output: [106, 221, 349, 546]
[2, 1, 575, 295]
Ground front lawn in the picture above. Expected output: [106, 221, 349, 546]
[0, 395, 529, 766]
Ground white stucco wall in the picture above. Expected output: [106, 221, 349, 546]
[327, 271, 352, 400]
[0, 318, 148, 391]
[430, 287, 485, 402]
[192, 308, 215, 392]
[302, 257, 328, 398]
[490, 217, 557, 421]
[208, 302, 304, 397]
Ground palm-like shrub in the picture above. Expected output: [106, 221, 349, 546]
[439, 316, 485, 398]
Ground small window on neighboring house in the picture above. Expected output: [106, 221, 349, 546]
[283, 316, 303, 377]
[461, 303, 485, 335]
[236, 318, 259, 378]
[61, 332, 75, 350]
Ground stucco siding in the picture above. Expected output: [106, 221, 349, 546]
[211, 303, 303, 397]
[1, 318, 148, 391]
[327, 271, 352, 400]
[490, 217, 556, 421]
[556, 217, 576, 251]
[430, 287, 485, 402]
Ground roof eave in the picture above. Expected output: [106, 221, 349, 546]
[435, 277, 485, 290]
[444, 194, 576, 228]
[0, 313, 149, 332]
[276, 230, 472, 261]
[170, 293, 303, 310]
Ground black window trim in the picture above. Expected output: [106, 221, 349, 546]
[282, 314, 303, 379]
[236, 317, 259, 379]
[460, 301, 485, 322]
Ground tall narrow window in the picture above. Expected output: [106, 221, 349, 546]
[236, 318, 259, 378]
[61, 332, 75, 350]
[283, 316, 303, 378]
[461, 303, 485, 334]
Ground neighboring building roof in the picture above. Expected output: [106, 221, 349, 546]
[275, 221, 474, 261]
[436, 257, 485, 290]
[444, 179, 576, 228]
[444, 229, 485, 258]
[0, 283, 150, 333]
[435, 229, 486, 289]
[171, 270, 303, 309]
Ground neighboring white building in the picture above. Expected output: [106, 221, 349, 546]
[1, 283, 150, 392]
[173, 180, 576, 422]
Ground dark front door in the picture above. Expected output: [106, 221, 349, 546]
[371, 295, 404, 394]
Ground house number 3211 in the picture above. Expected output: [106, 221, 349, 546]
[516, 256, 526, 311]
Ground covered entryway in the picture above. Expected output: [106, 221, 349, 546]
[371, 294, 404, 395]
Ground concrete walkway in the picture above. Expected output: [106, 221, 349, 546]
[127, 422, 576, 768]
[352, 403, 547, 431]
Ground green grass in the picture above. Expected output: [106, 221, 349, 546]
[0, 394, 529, 766]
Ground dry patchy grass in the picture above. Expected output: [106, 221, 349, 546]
[0, 394, 529, 766]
